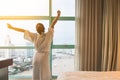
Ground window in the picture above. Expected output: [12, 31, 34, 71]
[0, 0, 49, 16]
[0, 0, 75, 79]
[52, 0, 75, 16]
[52, 21, 75, 75]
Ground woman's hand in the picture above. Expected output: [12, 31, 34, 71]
[57, 10, 61, 16]
[7, 23, 13, 29]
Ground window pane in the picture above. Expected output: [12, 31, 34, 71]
[6, 48, 34, 78]
[0, 20, 49, 46]
[52, 0, 75, 16]
[0, 0, 49, 16]
[53, 21, 75, 45]
[52, 49, 75, 75]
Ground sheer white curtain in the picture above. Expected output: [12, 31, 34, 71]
[75, 0, 120, 71]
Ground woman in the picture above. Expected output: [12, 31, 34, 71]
[7, 10, 61, 80]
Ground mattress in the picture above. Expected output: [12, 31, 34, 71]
[57, 71, 120, 80]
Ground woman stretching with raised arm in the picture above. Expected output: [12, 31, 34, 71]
[7, 10, 61, 80]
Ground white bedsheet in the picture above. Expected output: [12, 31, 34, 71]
[57, 71, 120, 80]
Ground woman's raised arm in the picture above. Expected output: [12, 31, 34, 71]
[50, 10, 61, 29]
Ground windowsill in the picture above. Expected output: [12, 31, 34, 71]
[9, 75, 57, 79]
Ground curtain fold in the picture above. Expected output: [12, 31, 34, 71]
[116, 0, 120, 70]
[101, 0, 118, 71]
[75, 0, 120, 71]
[75, 0, 103, 71]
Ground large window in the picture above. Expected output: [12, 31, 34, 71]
[0, 0, 75, 79]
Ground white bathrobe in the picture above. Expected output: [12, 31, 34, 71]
[24, 27, 54, 80]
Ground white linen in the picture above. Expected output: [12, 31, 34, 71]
[57, 71, 120, 80]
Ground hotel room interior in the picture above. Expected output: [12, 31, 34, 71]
[0, 0, 120, 80]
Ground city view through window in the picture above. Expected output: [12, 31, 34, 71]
[0, 0, 75, 79]
[0, 20, 75, 78]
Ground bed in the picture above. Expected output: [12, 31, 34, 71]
[57, 71, 120, 80]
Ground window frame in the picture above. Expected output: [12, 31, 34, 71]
[0, 0, 75, 79]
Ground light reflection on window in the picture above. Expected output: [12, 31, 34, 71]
[0, 0, 49, 16]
